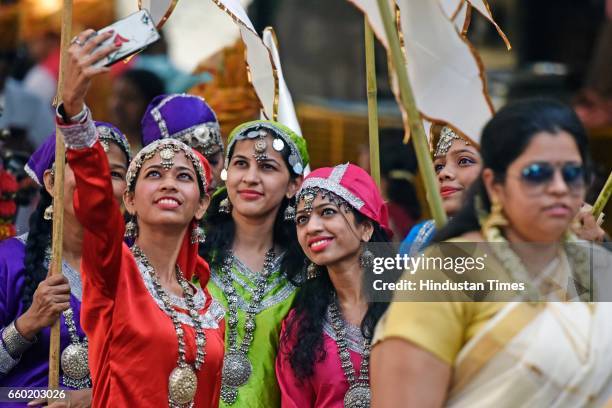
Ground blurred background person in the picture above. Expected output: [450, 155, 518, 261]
[108, 68, 165, 151]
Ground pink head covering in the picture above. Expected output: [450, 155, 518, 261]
[296, 163, 393, 238]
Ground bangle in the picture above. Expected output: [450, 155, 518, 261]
[1, 321, 36, 358]
[57, 103, 88, 124]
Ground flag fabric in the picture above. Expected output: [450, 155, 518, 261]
[347, 0, 509, 146]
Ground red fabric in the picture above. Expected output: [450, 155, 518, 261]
[192, 149, 213, 190]
[276, 310, 365, 407]
[67, 141, 224, 407]
[305, 164, 394, 238]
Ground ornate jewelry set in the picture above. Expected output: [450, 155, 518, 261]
[328, 297, 372, 408]
[132, 246, 207, 407]
[219, 249, 276, 404]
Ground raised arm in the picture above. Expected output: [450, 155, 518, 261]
[58, 29, 124, 296]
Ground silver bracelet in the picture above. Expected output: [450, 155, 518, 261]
[1, 321, 36, 358]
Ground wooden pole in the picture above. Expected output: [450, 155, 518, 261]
[592, 170, 612, 220]
[364, 19, 381, 188]
[375, 0, 447, 227]
[49, 0, 73, 391]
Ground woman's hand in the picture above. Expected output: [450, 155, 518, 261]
[572, 203, 606, 242]
[62, 29, 120, 117]
[15, 274, 71, 340]
[28, 388, 92, 408]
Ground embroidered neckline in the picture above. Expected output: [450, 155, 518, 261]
[323, 306, 366, 354]
[135, 258, 224, 329]
[210, 253, 296, 312]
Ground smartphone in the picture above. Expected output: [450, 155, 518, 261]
[92, 9, 160, 68]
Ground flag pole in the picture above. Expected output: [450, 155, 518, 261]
[364, 19, 381, 188]
[592, 170, 612, 220]
[375, 0, 447, 227]
[49, 0, 73, 392]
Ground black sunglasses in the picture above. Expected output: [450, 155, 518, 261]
[520, 162, 585, 187]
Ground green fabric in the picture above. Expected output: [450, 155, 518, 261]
[207, 254, 297, 408]
[225, 120, 310, 169]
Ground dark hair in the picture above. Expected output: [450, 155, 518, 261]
[435, 98, 592, 242]
[280, 209, 395, 380]
[120, 69, 166, 106]
[201, 131, 306, 284]
[22, 189, 52, 308]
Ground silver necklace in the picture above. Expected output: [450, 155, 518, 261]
[43, 248, 91, 389]
[328, 297, 371, 408]
[60, 308, 91, 389]
[219, 249, 275, 404]
[132, 246, 206, 408]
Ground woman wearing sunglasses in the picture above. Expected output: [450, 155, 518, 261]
[371, 99, 612, 407]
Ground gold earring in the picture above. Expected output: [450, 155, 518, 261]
[482, 198, 508, 234]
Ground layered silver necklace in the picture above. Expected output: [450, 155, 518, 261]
[132, 246, 206, 408]
[219, 249, 276, 404]
[41, 246, 91, 389]
[328, 298, 372, 408]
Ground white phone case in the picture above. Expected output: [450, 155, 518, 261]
[92, 9, 160, 68]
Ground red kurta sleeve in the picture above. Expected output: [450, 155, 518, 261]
[61, 117, 124, 298]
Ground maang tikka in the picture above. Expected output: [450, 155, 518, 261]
[251, 130, 268, 162]
[159, 147, 176, 170]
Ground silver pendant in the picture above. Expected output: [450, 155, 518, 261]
[220, 384, 239, 404]
[169, 366, 198, 405]
[344, 384, 371, 408]
[222, 352, 252, 387]
[60, 343, 89, 380]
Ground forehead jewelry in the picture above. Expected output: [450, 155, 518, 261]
[435, 126, 467, 157]
[100, 140, 110, 153]
[302, 192, 316, 215]
[251, 130, 269, 163]
[159, 147, 176, 170]
[272, 138, 284, 152]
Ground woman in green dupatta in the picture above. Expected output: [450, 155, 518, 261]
[201, 120, 309, 407]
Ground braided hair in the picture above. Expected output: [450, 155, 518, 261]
[22, 189, 52, 309]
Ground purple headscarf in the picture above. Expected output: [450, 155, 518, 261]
[25, 122, 131, 186]
[141, 94, 223, 157]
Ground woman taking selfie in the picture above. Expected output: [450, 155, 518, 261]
[276, 163, 394, 408]
[201, 120, 309, 406]
[371, 99, 612, 407]
[56, 29, 225, 407]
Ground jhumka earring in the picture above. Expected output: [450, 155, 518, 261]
[191, 224, 206, 244]
[124, 215, 139, 239]
[219, 197, 232, 214]
[283, 201, 296, 221]
[306, 262, 320, 280]
[482, 198, 508, 233]
[43, 204, 54, 221]
[359, 242, 374, 269]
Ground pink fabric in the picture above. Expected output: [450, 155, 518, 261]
[276, 311, 365, 408]
[304, 163, 393, 238]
